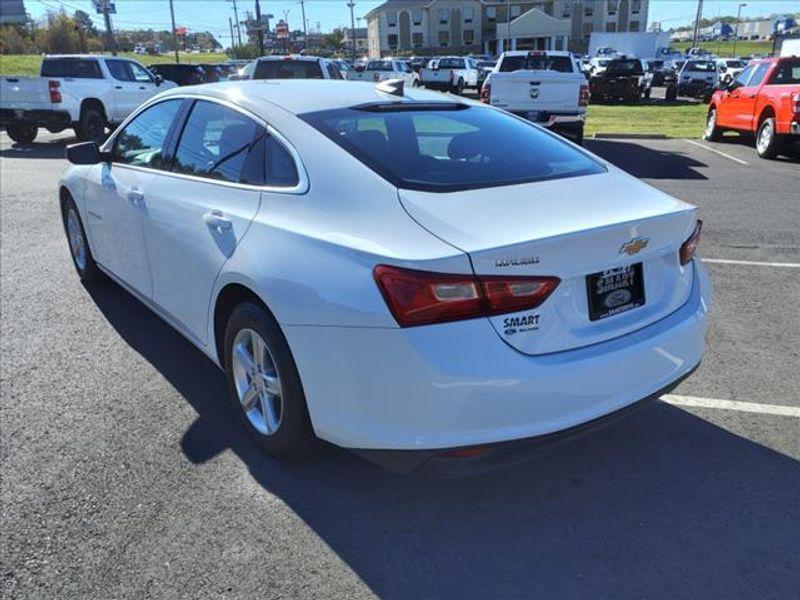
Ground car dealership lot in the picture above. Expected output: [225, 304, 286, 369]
[2, 130, 798, 598]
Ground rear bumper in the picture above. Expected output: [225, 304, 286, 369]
[0, 108, 72, 130]
[421, 80, 454, 91]
[283, 260, 711, 454]
[512, 110, 585, 129]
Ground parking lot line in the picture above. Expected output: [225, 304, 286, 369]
[662, 394, 800, 417]
[683, 139, 749, 166]
[703, 258, 800, 269]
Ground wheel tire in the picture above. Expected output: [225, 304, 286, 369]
[454, 78, 464, 95]
[704, 108, 723, 142]
[665, 85, 678, 102]
[6, 122, 37, 144]
[76, 106, 106, 142]
[224, 302, 312, 458]
[572, 126, 584, 146]
[61, 195, 102, 283]
[644, 87, 651, 99]
[412, 78, 420, 88]
[755, 117, 782, 159]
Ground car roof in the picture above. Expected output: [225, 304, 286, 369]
[257, 55, 322, 62]
[155, 80, 471, 116]
[503, 50, 572, 57]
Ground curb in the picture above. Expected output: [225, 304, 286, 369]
[592, 133, 669, 140]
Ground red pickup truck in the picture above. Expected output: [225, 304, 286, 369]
[704, 57, 800, 159]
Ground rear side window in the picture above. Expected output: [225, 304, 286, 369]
[769, 59, 800, 85]
[606, 60, 644, 75]
[41, 58, 102, 79]
[301, 105, 604, 192]
[254, 60, 323, 79]
[173, 101, 259, 183]
[499, 54, 573, 73]
[113, 100, 182, 168]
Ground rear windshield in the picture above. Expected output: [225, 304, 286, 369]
[367, 60, 394, 71]
[500, 54, 573, 73]
[685, 61, 715, 72]
[606, 60, 644, 75]
[41, 58, 102, 79]
[438, 58, 465, 69]
[254, 60, 323, 79]
[769, 59, 800, 84]
[725, 60, 746, 69]
[300, 105, 603, 192]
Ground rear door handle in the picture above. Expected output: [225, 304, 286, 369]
[138, 86, 146, 90]
[127, 189, 144, 205]
[203, 210, 232, 233]
[115, 85, 123, 90]
[747, 93, 756, 98]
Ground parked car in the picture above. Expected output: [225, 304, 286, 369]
[590, 58, 653, 103]
[481, 51, 589, 144]
[347, 58, 419, 86]
[476, 59, 496, 87]
[59, 79, 710, 473]
[419, 56, 480, 94]
[705, 56, 800, 158]
[588, 57, 612, 76]
[0, 54, 173, 143]
[409, 55, 434, 73]
[247, 55, 345, 80]
[677, 59, 719, 100]
[199, 64, 226, 83]
[715, 58, 747, 85]
[649, 59, 677, 87]
[149, 63, 207, 86]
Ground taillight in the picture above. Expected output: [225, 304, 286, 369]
[579, 84, 589, 107]
[373, 265, 560, 327]
[49, 80, 61, 103]
[793, 92, 800, 116]
[480, 83, 491, 104]
[679, 220, 702, 265]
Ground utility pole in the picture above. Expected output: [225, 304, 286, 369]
[228, 0, 243, 47]
[691, 0, 704, 49]
[347, 1, 356, 60]
[98, 0, 117, 56]
[300, 0, 308, 37]
[169, 0, 179, 62]
[255, 0, 265, 55]
[506, 0, 511, 53]
[229, 16, 236, 48]
[733, 2, 746, 57]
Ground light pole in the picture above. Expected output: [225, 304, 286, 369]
[169, 0, 179, 61]
[347, 1, 356, 60]
[228, 0, 243, 47]
[733, 3, 746, 57]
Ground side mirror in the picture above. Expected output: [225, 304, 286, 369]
[725, 79, 741, 92]
[66, 141, 110, 165]
[154, 74, 163, 87]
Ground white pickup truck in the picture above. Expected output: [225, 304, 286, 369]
[347, 59, 419, 87]
[481, 51, 589, 144]
[419, 56, 480, 94]
[1, 54, 174, 144]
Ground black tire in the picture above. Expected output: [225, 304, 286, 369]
[755, 116, 782, 159]
[76, 106, 106, 142]
[572, 126, 584, 146]
[665, 85, 678, 102]
[644, 87, 651, 100]
[704, 108, 723, 142]
[6, 122, 37, 144]
[454, 77, 465, 95]
[224, 302, 312, 458]
[61, 194, 102, 283]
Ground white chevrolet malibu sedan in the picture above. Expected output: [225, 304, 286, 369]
[60, 80, 710, 473]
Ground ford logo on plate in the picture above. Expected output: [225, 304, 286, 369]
[604, 289, 632, 309]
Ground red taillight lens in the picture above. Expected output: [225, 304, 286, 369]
[793, 92, 800, 116]
[48, 80, 61, 103]
[579, 84, 589, 107]
[680, 220, 703, 265]
[438, 446, 489, 459]
[373, 265, 560, 327]
[480, 83, 491, 104]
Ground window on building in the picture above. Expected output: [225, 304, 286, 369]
[562, 4, 571, 18]
[387, 33, 398, 49]
[438, 30, 449, 46]
[585, 2, 594, 17]
[464, 29, 474, 45]
[438, 9, 448, 24]
[606, 22, 617, 32]
[412, 32, 423, 47]
[510, 5, 522, 18]
[387, 11, 397, 27]
[464, 7, 474, 24]
[486, 6, 497, 21]
[608, 1, 618, 15]
[632, 0, 642, 14]
[583, 22, 593, 37]
[412, 9, 423, 26]
[629, 21, 640, 32]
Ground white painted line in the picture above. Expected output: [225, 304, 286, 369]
[684, 139, 749, 165]
[703, 258, 800, 269]
[662, 394, 800, 417]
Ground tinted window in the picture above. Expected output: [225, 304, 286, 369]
[106, 59, 130, 81]
[685, 61, 715, 72]
[301, 105, 603, 192]
[439, 58, 465, 69]
[254, 60, 323, 79]
[173, 101, 259, 183]
[734, 65, 755, 85]
[769, 59, 800, 85]
[113, 100, 182, 168]
[500, 54, 573, 73]
[128, 62, 153, 83]
[41, 58, 102, 78]
[747, 64, 770, 87]
[367, 60, 394, 71]
[606, 59, 644, 75]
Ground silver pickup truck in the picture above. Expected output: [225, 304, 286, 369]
[481, 51, 589, 144]
[1, 54, 173, 143]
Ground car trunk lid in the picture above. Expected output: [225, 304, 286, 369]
[489, 69, 582, 113]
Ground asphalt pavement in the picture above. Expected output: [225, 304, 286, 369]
[2, 130, 798, 599]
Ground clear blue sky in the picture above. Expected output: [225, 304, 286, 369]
[25, 0, 800, 43]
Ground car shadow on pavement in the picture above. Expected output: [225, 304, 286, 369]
[714, 135, 800, 164]
[586, 139, 710, 180]
[87, 279, 800, 599]
[0, 137, 78, 160]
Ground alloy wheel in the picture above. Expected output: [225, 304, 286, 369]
[757, 121, 772, 154]
[66, 208, 86, 271]
[231, 328, 283, 435]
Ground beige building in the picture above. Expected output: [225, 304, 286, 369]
[365, 0, 649, 57]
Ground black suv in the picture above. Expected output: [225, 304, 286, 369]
[148, 64, 207, 86]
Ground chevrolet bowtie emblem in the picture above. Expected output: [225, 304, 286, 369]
[619, 237, 650, 256]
